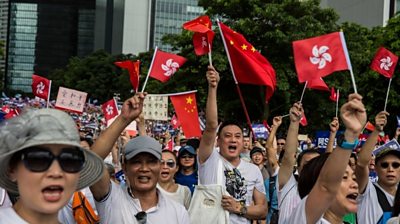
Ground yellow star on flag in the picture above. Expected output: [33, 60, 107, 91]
[186, 96, 193, 104]
[251, 46, 256, 52]
[241, 44, 248, 50]
[230, 40, 234, 45]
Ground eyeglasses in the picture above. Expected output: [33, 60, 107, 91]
[21, 147, 85, 173]
[135, 211, 147, 224]
[277, 143, 285, 146]
[181, 154, 195, 159]
[161, 159, 176, 168]
[380, 162, 400, 169]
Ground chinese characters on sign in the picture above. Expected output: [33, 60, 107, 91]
[142, 94, 168, 121]
[55, 87, 88, 113]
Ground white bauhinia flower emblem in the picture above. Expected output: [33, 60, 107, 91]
[309, 45, 332, 69]
[36, 82, 45, 94]
[379, 56, 393, 71]
[202, 36, 207, 48]
[106, 105, 114, 115]
[161, 59, 180, 77]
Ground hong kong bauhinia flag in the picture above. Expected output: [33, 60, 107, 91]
[170, 92, 201, 138]
[183, 15, 215, 56]
[114, 60, 140, 92]
[101, 98, 119, 123]
[31, 74, 51, 100]
[149, 49, 187, 83]
[307, 77, 329, 91]
[293, 32, 350, 83]
[219, 22, 276, 101]
[370, 47, 398, 78]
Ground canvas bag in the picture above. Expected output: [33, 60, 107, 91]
[72, 191, 100, 224]
[188, 158, 230, 224]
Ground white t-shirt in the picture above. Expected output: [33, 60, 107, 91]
[58, 187, 98, 224]
[286, 196, 331, 224]
[0, 188, 12, 208]
[276, 173, 301, 224]
[95, 181, 190, 224]
[198, 149, 266, 224]
[357, 181, 394, 224]
[157, 184, 192, 209]
[0, 207, 29, 224]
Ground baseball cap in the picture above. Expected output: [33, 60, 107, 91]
[124, 136, 162, 160]
[250, 146, 264, 157]
[179, 145, 196, 155]
[375, 147, 400, 164]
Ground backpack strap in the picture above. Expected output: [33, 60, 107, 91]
[373, 184, 392, 224]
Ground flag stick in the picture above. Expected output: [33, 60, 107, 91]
[281, 114, 290, 118]
[339, 32, 357, 94]
[299, 81, 308, 103]
[217, 19, 254, 137]
[384, 78, 392, 111]
[335, 89, 339, 118]
[47, 80, 52, 108]
[208, 43, 213, 67]
[141, 46, 158, 93]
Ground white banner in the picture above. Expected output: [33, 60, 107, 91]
[143, 94, 168, 121]
[55, 87, 87, 113]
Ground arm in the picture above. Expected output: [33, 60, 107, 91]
[278, 102, 303, 189]
[90, 93, 145, 200]
[136, 112, 146, 136]
[356, 111, 388, 193]
[325, 117, 339, 153]
[266, 116, 282, 173]
[305, 93, 366, 224]
[198, 66, 220, 164]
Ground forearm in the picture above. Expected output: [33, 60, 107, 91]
[282, 121, 298, 166]
[137, 119, 146, 136]
[357, 130, 379, 167]
[243, 203, 268, 220]
[92, 115, 132, 159]
[326, 131, 337, 153]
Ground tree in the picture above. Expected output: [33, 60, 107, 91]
[0, 40, 4, 91]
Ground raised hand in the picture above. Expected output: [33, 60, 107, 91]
[120, 92, 146, 123]
[329, 117, 339, 133]
[340, 93, 367, 139]
[273, 116, 283, 127]
[206, 65, 220, 88]
[289, 102, 303, 123]
[374, 111, 389, 132]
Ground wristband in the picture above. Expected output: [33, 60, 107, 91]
[337, 134, 359, 150]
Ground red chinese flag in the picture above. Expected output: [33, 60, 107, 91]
[329, 87, 338, 102]
[1, 106, 19, 119]
[31, 74, 51, 100]
[300, 114, 308, 126]
[170, 114, 180, 129]
[170, 92, 201, 138]
[307, 77, 329, 91]
[219, 22, 276, 101]
[183, 15, 215, 56]
[114, 60, 140, 92]
[370, 47, 398, 78]
[101, 98, 119, 123]
[293, 32, 350, 83]
[149, 49, 187, 83]
[364, 121, 375, 132]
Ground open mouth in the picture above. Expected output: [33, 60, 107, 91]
[346, 193, 358, 201]
[160, 171, 170, 178]
[42, 185, 64, 202]
[228, 145, 237, 152]
[138, 176, 151, 183]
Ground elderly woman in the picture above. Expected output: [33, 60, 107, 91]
[0, 109, 104, 224]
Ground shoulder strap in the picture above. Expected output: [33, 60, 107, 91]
[373, 184, 392, 212]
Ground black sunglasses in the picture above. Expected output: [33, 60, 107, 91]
[135, 211, 147, 224]
[21, 147, 85, 173]
[277, 143, 285, 145]
[161, 159, 176, 168]
[380, 162, 400, 169]
[181, 154, 195, 159]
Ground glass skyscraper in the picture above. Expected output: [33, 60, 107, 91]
[6, 0, 95, 92]
[152, 0, 203, 51]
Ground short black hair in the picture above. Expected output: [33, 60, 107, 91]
[217, 120, 243, 138]
[298, 153, 330, 199]
[296, 149, 322, 168]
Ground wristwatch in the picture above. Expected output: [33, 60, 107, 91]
[239, 204, 247, 216]
[337, 134, 359, 150]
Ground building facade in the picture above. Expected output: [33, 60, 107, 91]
[6, 0, 95, 92]
[0, 0, 8, 72]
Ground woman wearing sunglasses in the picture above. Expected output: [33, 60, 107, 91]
[158, 150, 191, 209]
[175, 145, 198, 194]
[0, 109, 104, 224]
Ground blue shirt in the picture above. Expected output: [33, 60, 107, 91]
[175, 171, 198, 194]
[265, 175, 278, 223]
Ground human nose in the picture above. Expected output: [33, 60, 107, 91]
[46, 160, 64, 178]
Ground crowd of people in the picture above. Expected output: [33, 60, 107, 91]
[0, 66, 400, 224]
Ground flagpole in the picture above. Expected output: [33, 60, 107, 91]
[339, 32, 357, 94]
[384, 78, 392, 112]
[335, 89, 339, 118]
[217, 19, 254, 138]
[299, 81, 308, 103]
[208, 43, 213, 67]
[153, 90, 198, 97]
[47, 80, 52, 108]
[141, 46, 158, 93]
